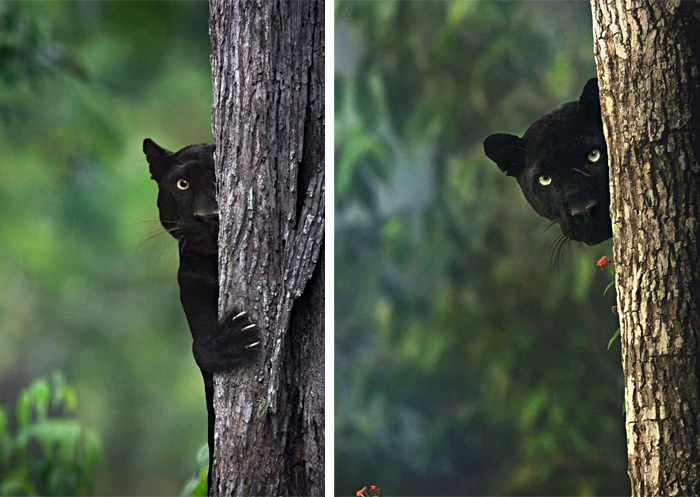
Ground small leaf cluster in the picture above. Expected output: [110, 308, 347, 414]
[0, 372, 102, 496]
[597, 256, 620, 350]
[180, 444, 209, 497]
[357, 484, 383, 496]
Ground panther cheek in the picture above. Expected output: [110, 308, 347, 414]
[557, 221, 573, 237]
[521, 191, 551, 220]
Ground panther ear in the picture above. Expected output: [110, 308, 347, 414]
[483, 133, 526, 177]
[578, 78, 601, 118]
[143, 138, 173, 182]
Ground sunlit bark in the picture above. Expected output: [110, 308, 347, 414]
[591, 1, 700, 494]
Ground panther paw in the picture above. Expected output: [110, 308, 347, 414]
[228, 311, 261, 350]
[193, 310, 262, 373]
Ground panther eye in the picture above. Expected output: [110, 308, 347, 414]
[176, 179, 190, 190]
[588, 149, 602, 163]
[537, 175, 552, 186]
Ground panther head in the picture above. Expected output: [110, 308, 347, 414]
[484, 78, 612, 245]
[143, 138, 219, 254]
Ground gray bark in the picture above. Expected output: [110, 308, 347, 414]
[590, 1, 700, 494]
[209, 0, 324, 495]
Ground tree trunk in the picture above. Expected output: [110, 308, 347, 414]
[590, 1, 700, 495]
[208, 1, 324, 495]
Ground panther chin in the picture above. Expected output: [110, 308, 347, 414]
[188, 232, 219, 254]
[177, 224, 220, 254]
[561, 222, 612, 246]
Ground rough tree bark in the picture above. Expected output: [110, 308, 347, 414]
[208, 1, 324, 495]
[590, 1, 700, 495]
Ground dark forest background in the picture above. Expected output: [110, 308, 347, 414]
[335, 2, 627, 496]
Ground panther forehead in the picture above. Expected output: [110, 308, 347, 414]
[523, 113, 605, 168]
[525, 106, 595, 146]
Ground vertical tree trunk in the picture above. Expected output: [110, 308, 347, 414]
[209, 1, 324, 495]
[590, 1, 700, 495]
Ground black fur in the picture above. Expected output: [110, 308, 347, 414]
[484, 78, 612, 245]
[143, 138, 261, 490]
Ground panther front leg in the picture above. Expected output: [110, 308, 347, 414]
[177, 252, 261, 373]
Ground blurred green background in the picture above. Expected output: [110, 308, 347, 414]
[0, 2, 215, 494]
[335, 2, 627, 496]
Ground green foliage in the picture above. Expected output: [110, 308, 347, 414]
[0, 372, 101, 496]
[255, 396, 271, 420]
[335, 2, 626, 495]
[0, 3, 87, 119]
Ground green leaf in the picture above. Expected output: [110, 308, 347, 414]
[607, 328, 621, 351]
[603, 280, 615, 296]
[337, 129, 383, 197]
[15, 391, 31, 430]
[520, 389, 548, 429]
[180, 444, 208, 496]
[180, 479, 198, 497]
[195, 443, 208, 467]
[192, 466, 208, 497]
[446, 0, 479, 27]
[29, 377, 51, 422]
[52, 372, 78, 413]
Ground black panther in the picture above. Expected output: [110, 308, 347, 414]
[484, 78, 612, 245]
[143, 138, 261, 490]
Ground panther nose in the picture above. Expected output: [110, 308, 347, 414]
[194, 211, 219, 227]
[571, 200, 597, 219]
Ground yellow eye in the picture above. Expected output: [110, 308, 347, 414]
[538, 175, 552, 186]
[176, 179, 189, 190]
[588, 149, 602, 163]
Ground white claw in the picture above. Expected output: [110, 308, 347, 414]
[242, 324, 256, 331]
[232, 311, 247, 320]
[245, 341, 260, 349]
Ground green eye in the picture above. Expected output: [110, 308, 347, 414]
[588, 149, 602, 163]
[176, 178, 190, 190]
[538, 175, 552, 186]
